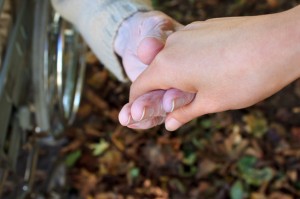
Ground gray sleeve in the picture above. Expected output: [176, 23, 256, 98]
[51, 0, 153, 81]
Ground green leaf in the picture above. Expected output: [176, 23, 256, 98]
[230, 181, 245, 199]
[65, 150, 82, 167]
[241, 168, 273, 186]
[151, 0, 159, 8]
[90, 139, 109, 156]
[130, 167, 140, 179]
[237, 156, 257, 172]
[182, 153, 197, 165]
[295, 181, 300, 190]
[179, 165, 197, 177]
[243, 113, 268, 138]
[170, 178, 186, 194]
[237, 156, 273, 186]
[192, 138, 206, 150]
[200, 119, 212, 129]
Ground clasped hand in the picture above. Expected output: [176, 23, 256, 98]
[115, 11, 195, 130]
[121, 7, 300, 131]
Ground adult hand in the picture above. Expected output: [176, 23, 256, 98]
[115, 11, 195, 129]
[130, 7, 300, 131]
[114, 11, 181, 81]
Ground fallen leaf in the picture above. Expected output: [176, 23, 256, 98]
[85, 89, 109, 110]
[90, 139, 110, 156]
[87, 70, 108, 89]
[243, 112, 268, 138]
[65, 150, 82, 167]
[250, 192, 267, 199]
[197, 159, 218, 178]
[266, 0, 279, 8]
[269, 192, 293, 199]
[230, 181, 245, 199]
[76, 103, 93, 119]
[86, 51, 98, 65]
[237, 156, 274, 186]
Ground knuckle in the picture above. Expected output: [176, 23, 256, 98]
[146, 11, 171, 24]
[206, 17, 224, 22]
[153, 116, 165, 126]
[184, 21, 200, 30]
[129, 84, 141, 100]
[152, 51, 174, 75]
[152, 50, 169, 67]
[174, 107, 192, 124]
[201, 100, 221, 114]
[165, 31, 179, 44]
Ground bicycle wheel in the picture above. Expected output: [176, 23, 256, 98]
[32, 0, 86, 137]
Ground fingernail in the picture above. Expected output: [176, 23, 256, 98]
[139, 107, 154, 121]
[139, 108, 146, 121]
[170, 100, 175, 112]
[128, 124, 139, 129]
[125, 116, 131, 126]
[170, 98, 186, 112]
[165, 118, 182, 131]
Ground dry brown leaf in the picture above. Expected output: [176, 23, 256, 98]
[61, 139, 83, 154]
[197, 159, 218, 178]
[86, 51, 99, 65]
[74, 169, 98, 198]
[291, 127, 300, 142]
[267, 0, 279, 8]
[111, 133, 125, 151]
[85, 89, 109, 110]
[251, 192, 267, 199]
[98, 149, 124, 175]
[84, 125, 103, 137]
[104, 109, 119, 122]
[269, 192, 293, 199]
[287, 170, 298, 183]
[87, 70, 108, 89]
[77, 103, 93, 119]
[95, 193, 124, 199]
[198, 182, 211, 193]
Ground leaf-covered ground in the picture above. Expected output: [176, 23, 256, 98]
[63, 1, 300, 198]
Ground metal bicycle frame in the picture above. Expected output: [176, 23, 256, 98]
[0, 0, 86, 198]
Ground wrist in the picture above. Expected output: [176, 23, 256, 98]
[259, 8, 300, 85]
[278, 6, 300, 81]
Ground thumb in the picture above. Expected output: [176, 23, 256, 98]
[164, 94, 205, 131]
[129, 59, 169, 102]
[130, 41, 186, 102]
[137, 37, 165, 65]
[137, 14, 183, 65]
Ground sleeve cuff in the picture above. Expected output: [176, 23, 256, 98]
[75, 0, 153, 81]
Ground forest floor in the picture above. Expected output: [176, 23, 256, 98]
[63, 1, 300, 198]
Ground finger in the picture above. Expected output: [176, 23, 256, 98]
[136, 13, 183, 65]
[119, 103, 165, 129]
[129, 58, 168, 102]
[164, 94, 206, 131]
[130, 90, 166, 121]
[137, 37, 165, 65]
[128, 116, 165, 129]
[118, 103, 134, 126]
[162, 89, 196, 113]
[122, 50, 147, 81]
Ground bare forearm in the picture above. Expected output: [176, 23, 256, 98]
[261, 5, 300, 90]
